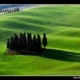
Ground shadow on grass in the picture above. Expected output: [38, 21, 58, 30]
[7, 48, 80, 62]
[39, 49, 80, 62]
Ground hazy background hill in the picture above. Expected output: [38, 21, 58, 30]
[0, 4, 40, 10]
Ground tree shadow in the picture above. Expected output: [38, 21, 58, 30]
[39, 49, 80, 62]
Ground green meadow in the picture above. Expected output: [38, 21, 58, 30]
[0, 5, 80, 75]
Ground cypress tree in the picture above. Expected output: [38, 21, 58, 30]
[31, 33, 33, 52]
[2, 9, 3, 13]
[10, 36, 14, 50]
[42, 33, 47, 48]
[6, 9, 8, 13]
[18, 33, 22, 51]
[0, 9, 2, 13]
[11, 9, 13, 13]
[20, 32, 26, 51]
[1, 9, 2, 13]
[9, 39, 11, 50]
[23, 32, 27, 50]
[32, 34, 36, 52]
[7, 38, 10, 49]
[2, 9, 4, 12]
[15, 8, 17, 12]
[27, 33, 33, 52]
[29, 33, 32, 52]
[28, 33, 30, 51]
[18, 36, 21, 51]
[7, 9, 9, 13]
[14, 8, 16, 12]
[18, 8, 19, 11]
[37, 34, 42, 53]
[21, 33, 24, 50]
[14, 34, 18, 51]
[27, 32, 30, 51]
[12, 36, 15, 51]
[9, 9, 12, 13]
[4, 9, 6, 13]
[35, 35, 38, 53]
[16, 8, 19, 11]
[27, 33, 30, 52]
[20, 33, 24, 51]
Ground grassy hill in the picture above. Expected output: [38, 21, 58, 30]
[0, 5, 80, 75]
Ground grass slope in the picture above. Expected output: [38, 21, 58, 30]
[0, 5, 80, 75]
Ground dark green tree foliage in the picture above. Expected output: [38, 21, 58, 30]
[0, 10, 1, 13]
[9, 9, 12, 13]
[18, 35, 21, 51]
[0, 9, 2, 13]
[42, 33, 47, 48]
[27, 32, 29, 51]
[19, 33, 24, 51]
[7, 32, 47, 54]
[16, 8, 19, 11]
[32, 34, 37, 52]
[23, 32, 27, 50]
[1, 7, 19, 14]
[2, 9, 4, 13]
[37, 34, 42, 53]
[4, 9, 6, 13]
[29, 33, 32, 51]
[10, 36, 14, 50]
[14, 34, 18, 51]
[7, 9, 9, 13]
[27, 33, 32, 52]
[7, 39, 10, 49]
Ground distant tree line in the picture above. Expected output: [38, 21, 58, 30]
[0, 7, 19, 14]
[7, 32, 47, 54]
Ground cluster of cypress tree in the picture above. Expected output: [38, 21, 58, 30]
[0, 7, 19, 13]
[7, 32, 47, 54]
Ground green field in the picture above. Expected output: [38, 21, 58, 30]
[0, 5, 80, 75]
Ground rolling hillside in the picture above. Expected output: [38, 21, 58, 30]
[0, 5, 80, 75]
